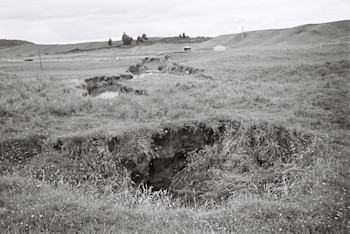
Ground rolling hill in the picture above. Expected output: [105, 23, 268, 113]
[194, 20, 350, 50]
[0, 39, 34, 49]
[0, 36, 211, 57]
[0, 20, 348, 57]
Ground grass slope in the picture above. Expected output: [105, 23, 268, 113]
[195, 20, 350, 49]
[0, 39, 34, 49]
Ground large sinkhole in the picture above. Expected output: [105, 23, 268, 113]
[107, 124, 221, 191]
[107, 122, 316, 192]
[104, 121, 315, 194]
[50, 121, 317, 197]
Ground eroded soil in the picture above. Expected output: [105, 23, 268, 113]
[128, 56, 212, 78]
[84, 74, 146, 97]
[102, 121, 315, 194]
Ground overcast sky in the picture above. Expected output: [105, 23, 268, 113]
[1, 0, 349, 44]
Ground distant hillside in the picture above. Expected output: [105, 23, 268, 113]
[0, 41, 117, 57]
[0, 20, 348, 57]
[0, 39, 34, 49]
[0, 36, 211, 57]
[195, 20, 350, 50]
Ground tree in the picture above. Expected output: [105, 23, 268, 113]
[108, 38, 112, 46]
[179, 33, 182, 38]
[142, 34, 148, 40]
[136, 36, 143, 44]
[182, 32, 186, 38]
[122, 32, 133, 45]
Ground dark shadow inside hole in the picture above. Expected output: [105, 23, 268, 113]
[147, 152, 186, 191]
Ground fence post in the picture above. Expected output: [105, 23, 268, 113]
[38, 47, 43, 71]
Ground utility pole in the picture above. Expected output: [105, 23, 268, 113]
[241, 26, 244, 41]
[38, 47, 43, 71]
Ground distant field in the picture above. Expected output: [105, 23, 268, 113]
[0, 20, 349, 233]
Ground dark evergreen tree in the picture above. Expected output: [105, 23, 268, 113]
[122, 32, 133, 45]
[136, 36, 143, 44]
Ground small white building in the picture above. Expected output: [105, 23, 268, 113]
[213, 45, 226, 51]
[183, 46, 191, 52]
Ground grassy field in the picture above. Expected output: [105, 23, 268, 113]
[0, 27, 349, 233]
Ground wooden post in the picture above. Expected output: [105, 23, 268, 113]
[242, 26, 244, 41]
[38, 47, 43, 71]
